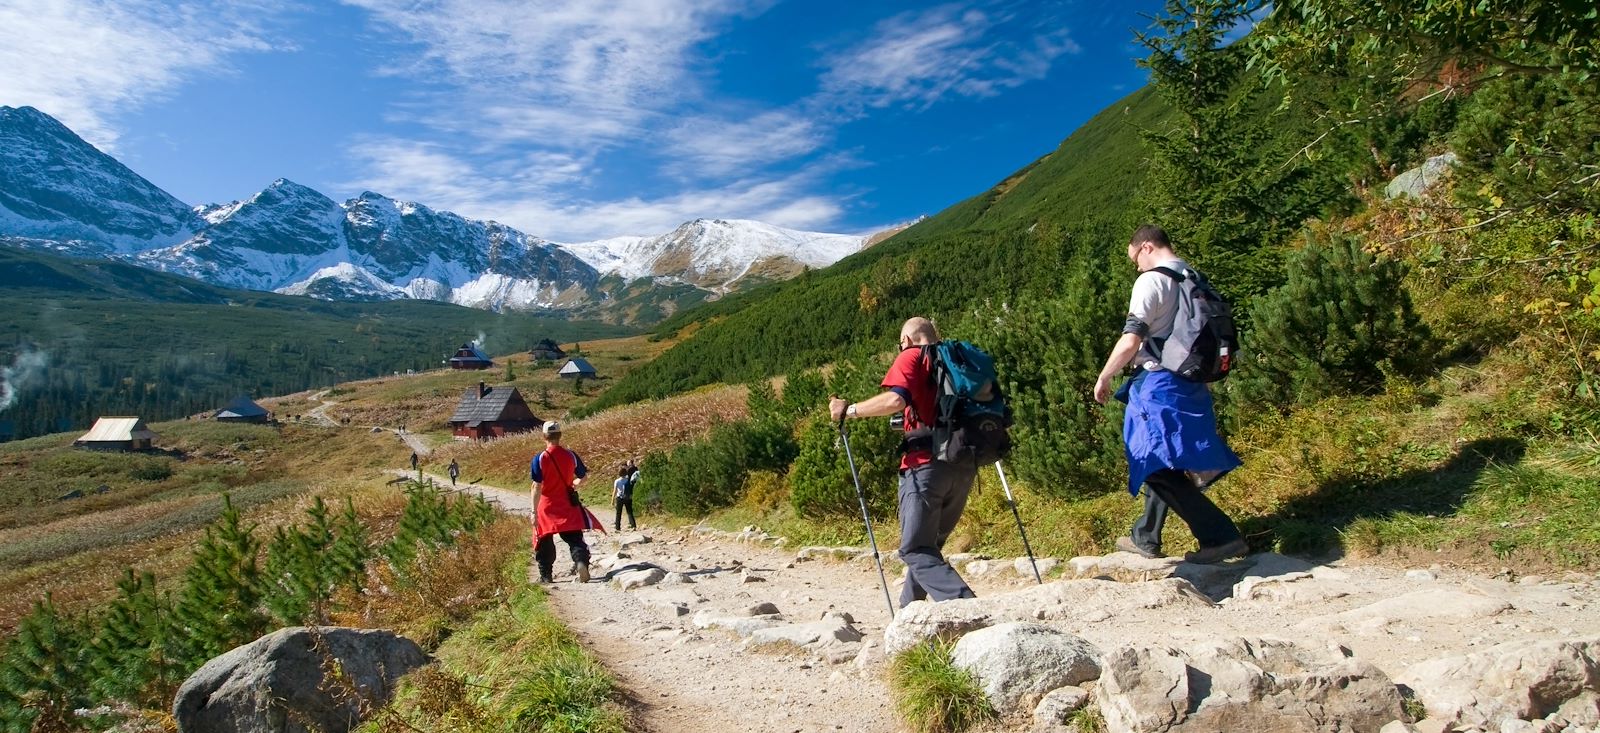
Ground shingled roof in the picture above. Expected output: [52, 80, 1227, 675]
[449, 384, 527, 424]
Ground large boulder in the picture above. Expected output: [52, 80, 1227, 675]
[1398, 639, 1600, 729]
[884, 578, 1212, 656]
[949, 623, 1101, 713]
[1097, 637, 1405, 732]
[1385, 152, 1459, 200]
[173, 626, 428, 733]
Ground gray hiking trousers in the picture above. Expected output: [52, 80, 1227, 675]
[898, 460, 979, 607]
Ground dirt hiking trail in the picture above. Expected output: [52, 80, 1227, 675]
[406, 472, 1600, 732]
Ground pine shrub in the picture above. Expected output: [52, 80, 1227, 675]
[1237, 234, 1434, 407]
[0, 598, 93, 733]
[86, 570, 178, 707]
[168, 496, 269, 670]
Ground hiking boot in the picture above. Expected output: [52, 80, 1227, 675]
[1183, 538, 1249, 565]
[1115, 535, 1163, 559]
[574, 562, 591, 583]
[538, 570, 553, 584]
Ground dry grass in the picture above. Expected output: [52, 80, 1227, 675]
[431, 384, 749, 496]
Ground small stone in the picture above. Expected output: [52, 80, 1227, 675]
[1083, 609, 1112, 623]
[1406, 569, 1437, 582]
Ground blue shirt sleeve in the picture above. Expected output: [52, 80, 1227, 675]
[530, 454, 543, 482]
[573, 453, 588, 479]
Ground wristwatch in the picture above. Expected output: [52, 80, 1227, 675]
[846, 403, 858, 418]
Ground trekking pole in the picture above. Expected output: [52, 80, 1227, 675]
[994, 460, 1042, 584]
[838, 417, 896, 618]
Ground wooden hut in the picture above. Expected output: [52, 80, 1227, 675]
[448, 382, 541, 441]
[530, 338, 566, 362]
[558, 357, 597, 379]
[449, 343, 493, 370]
[74, 417, 159, 451]
[213, 395, 270, 423]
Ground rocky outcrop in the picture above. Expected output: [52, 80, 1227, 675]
[1386, 152, 1460, 200]
[883, 577, 1214, 656]
[172, 626, 428, 733]
[1097, 637, 1405, 732]
[1399, 639, 1600, 730]
[949, 623, 1100, 714]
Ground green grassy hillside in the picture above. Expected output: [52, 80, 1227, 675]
[0, 245, 635, 440]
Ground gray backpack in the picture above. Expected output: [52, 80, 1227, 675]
[1149, 266, 1238, 382]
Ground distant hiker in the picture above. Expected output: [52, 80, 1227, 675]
[1094, 224, 1247, 564]
[448, 458, 460, 487]
[530, 421, 601, 583]
[830, 316, 977, 608]
[410, 451, 419, 474]
[613, 462, 636, 531]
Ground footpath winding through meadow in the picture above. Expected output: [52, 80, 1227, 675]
[413, 470, 1600, 732]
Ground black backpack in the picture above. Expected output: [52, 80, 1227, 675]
[911, 341, 1014, 466]
[1149, 266, 1238, 382]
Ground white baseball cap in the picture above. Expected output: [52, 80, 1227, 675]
[542, 420, 561, 435]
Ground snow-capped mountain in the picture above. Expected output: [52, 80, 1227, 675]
[563, 218, 863, 293]
[0, 106, 867, 316]
[0, 106, 202, 253]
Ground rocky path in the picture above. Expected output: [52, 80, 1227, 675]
[414, 471, 1600, 732]
[304, 390, 339, 427]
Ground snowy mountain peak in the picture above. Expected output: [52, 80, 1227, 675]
[563, 218, 863, 292]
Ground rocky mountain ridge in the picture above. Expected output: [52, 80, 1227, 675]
[0, 105, 869, 316]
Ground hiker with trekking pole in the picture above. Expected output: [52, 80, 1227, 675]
[833, 316, 1033, 615]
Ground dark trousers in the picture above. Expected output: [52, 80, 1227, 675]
[614, 497, 635, 530]
[1129, 468, 1240, 550]
[898, 461, 979, 607]
[535, 531, 590, 575]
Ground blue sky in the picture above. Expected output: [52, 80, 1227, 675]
[0, 0, 1171, 241]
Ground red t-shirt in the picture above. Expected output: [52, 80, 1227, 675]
[882, 346, 937, 470]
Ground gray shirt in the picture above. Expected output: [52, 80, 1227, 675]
[1123, 257, 1188, 369]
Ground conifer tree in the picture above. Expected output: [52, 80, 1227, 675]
[87, 569, 179, 706]
[1137, 0, 1313, 307]
[326, 497, 373, 594]
[0, 598, 92, 732]
[263, 497, 338, 625]
[169, 496, 269, 669]
[1237, 234, 1434, 406]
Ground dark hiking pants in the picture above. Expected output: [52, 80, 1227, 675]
[898, 461, 979, 607]
[614, 497, 635, 531]
[1135, 468, 1240, 550]
[535, 531, 591, 576]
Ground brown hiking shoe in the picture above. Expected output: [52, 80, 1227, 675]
[574, 562, 591, 583]
[1184, 538, 1249, 565]
[1115, 535, 1163, 559]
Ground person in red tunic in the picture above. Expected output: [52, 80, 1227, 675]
[530, 421, 595, 583]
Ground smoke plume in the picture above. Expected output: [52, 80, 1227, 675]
[0, 348, 48, 412]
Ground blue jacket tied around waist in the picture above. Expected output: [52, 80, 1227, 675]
[1117, 369, 1241, 496]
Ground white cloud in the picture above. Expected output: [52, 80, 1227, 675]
[342, 137, 849, 240]
[663, 110, 829, 177]
[820, 3, 1078, 111]
[0, 0, 288, 151]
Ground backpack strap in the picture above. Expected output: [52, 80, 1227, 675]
[1149, 265, 1186, 282]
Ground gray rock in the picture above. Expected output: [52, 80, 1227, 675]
[1098, 637, 1405, 732]
[1015, 557, 1059, 578]
[614, 532, 651, 549]
[1385, 152, 1460, 200]
[1033, 685, 1090, 733]
[613, 566, 667, 590]
[1399, 639, 1600, 729]
[949, 623, 1101, 713]
[796, 546, 863, 562]
[1406, 569, 1438, 582]
[884, 578, 1213, 656]
[749, 613, 863, 649]
[1299, 589, 1513, 633]
[692, 610, 783, 637]
[1232, 572, 1350, 605]
[173, 626, 428, 733]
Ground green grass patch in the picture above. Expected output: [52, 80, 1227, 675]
[365, 550, 626, 733]
[889, 638, 995, 733]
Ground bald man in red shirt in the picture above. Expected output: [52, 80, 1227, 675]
[830, 317, 978, 608]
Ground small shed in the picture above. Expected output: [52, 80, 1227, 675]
[213, 395, 270, 423]
[449, 382, 541, 441]
[449, 343, 493, 370]
[558, 358, 597, 379]
[530, 338, 566, 362]
[74, 417, 159, 451]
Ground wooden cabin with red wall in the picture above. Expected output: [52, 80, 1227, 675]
[449, 382, 540, 440]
